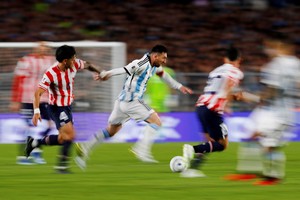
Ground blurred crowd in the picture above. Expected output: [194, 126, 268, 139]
[1, 0, 300, 72]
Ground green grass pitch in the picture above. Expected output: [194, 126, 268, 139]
[0, 142, 299, 200]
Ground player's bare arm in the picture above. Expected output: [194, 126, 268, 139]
[158, 70, 193, 94]
[84, 61, 102, 74]
[32, 87, 46, 126]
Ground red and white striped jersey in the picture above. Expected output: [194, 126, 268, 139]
[39, 59, 85, 106]
[11, 54, 55, 103]
[196, 63, 244, 113]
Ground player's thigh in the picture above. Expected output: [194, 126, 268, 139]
[108, 100, 130, 125]
[120, 99, 154, 122]
[39, 103, 51, 120]
[20, 103, 34, 126]
[206, 110, 227, 141]
[48, 105, 73, 130]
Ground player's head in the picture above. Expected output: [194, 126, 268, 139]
[35, 41, 50, 56]
[264, 32, 294, 57]
[224, 46, 241, 67]
[150, 44, 168, 67]
[56, 45, 76, 68]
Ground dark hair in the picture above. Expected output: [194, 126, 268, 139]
[55, 45, 76, 62]
[226, 46, 240, 61]
[151, 44, 168, 53]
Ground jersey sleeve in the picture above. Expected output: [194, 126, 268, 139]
[14, 57, 31, 76]
[39, 72, 52, 91]
[123, 60, 139, 75]
[73, 59, 85, 70]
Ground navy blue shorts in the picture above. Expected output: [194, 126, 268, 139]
[21, 103, 50, 126]
[47, 105, 73, 130]
[195, 105, 228, 141]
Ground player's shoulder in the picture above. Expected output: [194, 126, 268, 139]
[136, 54, 150, 67]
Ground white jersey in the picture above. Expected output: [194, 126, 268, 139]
[196, 63, 244, 113]
[118, 54, 163, 102]
[261, 55, 300, 99]
[260, 55, 300, 126]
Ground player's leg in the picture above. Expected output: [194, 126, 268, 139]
[182, 106, 227, 177]
[30, 103, 52, 164]
[17, 103, 36, 165]
[128, 100, 160, 163]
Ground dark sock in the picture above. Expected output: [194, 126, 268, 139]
[40, 128, 51, 137]
[193, 141, 225, 153]
[58, 141, 72, 166]
[190, 154, 205, 169]
[38, 135, 60, 146]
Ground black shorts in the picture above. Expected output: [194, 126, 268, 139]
[195, 105, 228, 141]
[21, 103, 50, 126]
[47, 105, 73, 130]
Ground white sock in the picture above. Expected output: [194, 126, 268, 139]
[133, 124, 158, 154]
[85, 130, 106, 153]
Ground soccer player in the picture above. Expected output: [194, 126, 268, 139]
[181, 46, 245, 178]
[249, 36, 300, 185]
[10, 41, 55, 165]
[75, 44, 193, 169]
[25, 45, 101, 173]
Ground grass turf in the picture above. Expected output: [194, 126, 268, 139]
[0, 142, 299, 200]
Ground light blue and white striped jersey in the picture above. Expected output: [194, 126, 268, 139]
[118, 53, 163, 102]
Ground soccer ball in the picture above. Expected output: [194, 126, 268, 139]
[169, 156, 187, 173]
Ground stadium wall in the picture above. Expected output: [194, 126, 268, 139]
[0, 111, 299, 143]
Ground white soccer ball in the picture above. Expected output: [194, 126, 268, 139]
[170, 156, 187, 173]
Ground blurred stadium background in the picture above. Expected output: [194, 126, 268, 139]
[1, 1, 300, 199]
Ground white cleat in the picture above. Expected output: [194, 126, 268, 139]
[183, 144, 195, 163]
[74, 143, 89, 170]
[74, 156, 86, 171]
[180, 169, 206, 178]
[130, 147, 159, 163]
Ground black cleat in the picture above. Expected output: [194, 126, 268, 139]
[24, 136, 35, 157]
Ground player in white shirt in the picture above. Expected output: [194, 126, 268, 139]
[181, 47, 245, 178]
[250, 36, 300, 185]
[75, 44, 193, 169]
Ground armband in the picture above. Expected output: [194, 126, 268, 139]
[34, 108, 40, 114]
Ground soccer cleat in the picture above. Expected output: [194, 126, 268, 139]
[130, 147, 159, 163]
[74, 156, 87, 171]
[24, 136, 35, 158]
[75, 142, 89, 159]
[224, 173, 257, 181]
[34, 157, 47, 164]
[253, 178, 280, 186]
[30, 151, 47, 164]
[183, 144, 195, 164]
[180, 169, 206, 178]
[16, 156, 35, 165]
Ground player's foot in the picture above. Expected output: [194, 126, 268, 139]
[75, 142, 89, 159]
[224, 173, 257, 181]
[130, 147, 159, 163]
[253, 178, 280, 186]
[54, 166, 72, 174]
[31, 151, 47, 164]
[16, 156, 35, 165]
[180, 169, 206, 178]
[183, 144, 195, 164]
[74, 156, 86, 170]
[24, 136, 35, 157]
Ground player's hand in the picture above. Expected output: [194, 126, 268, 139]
[179, 86, 193, 94]
[93, 73, 101, 81]
[99, 70, 111, 81]
[32, 113, 42, 126]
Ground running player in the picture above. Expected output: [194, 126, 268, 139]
[250, 36, 300, 185]
[181, 46, 245, 178]
[25, 45, 101, 173]
[74, 44, 193, 169]
[10, 41, 55, 165]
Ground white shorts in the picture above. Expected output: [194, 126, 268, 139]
[108, 99, 155, 125]
[249, 107, 289, 147]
